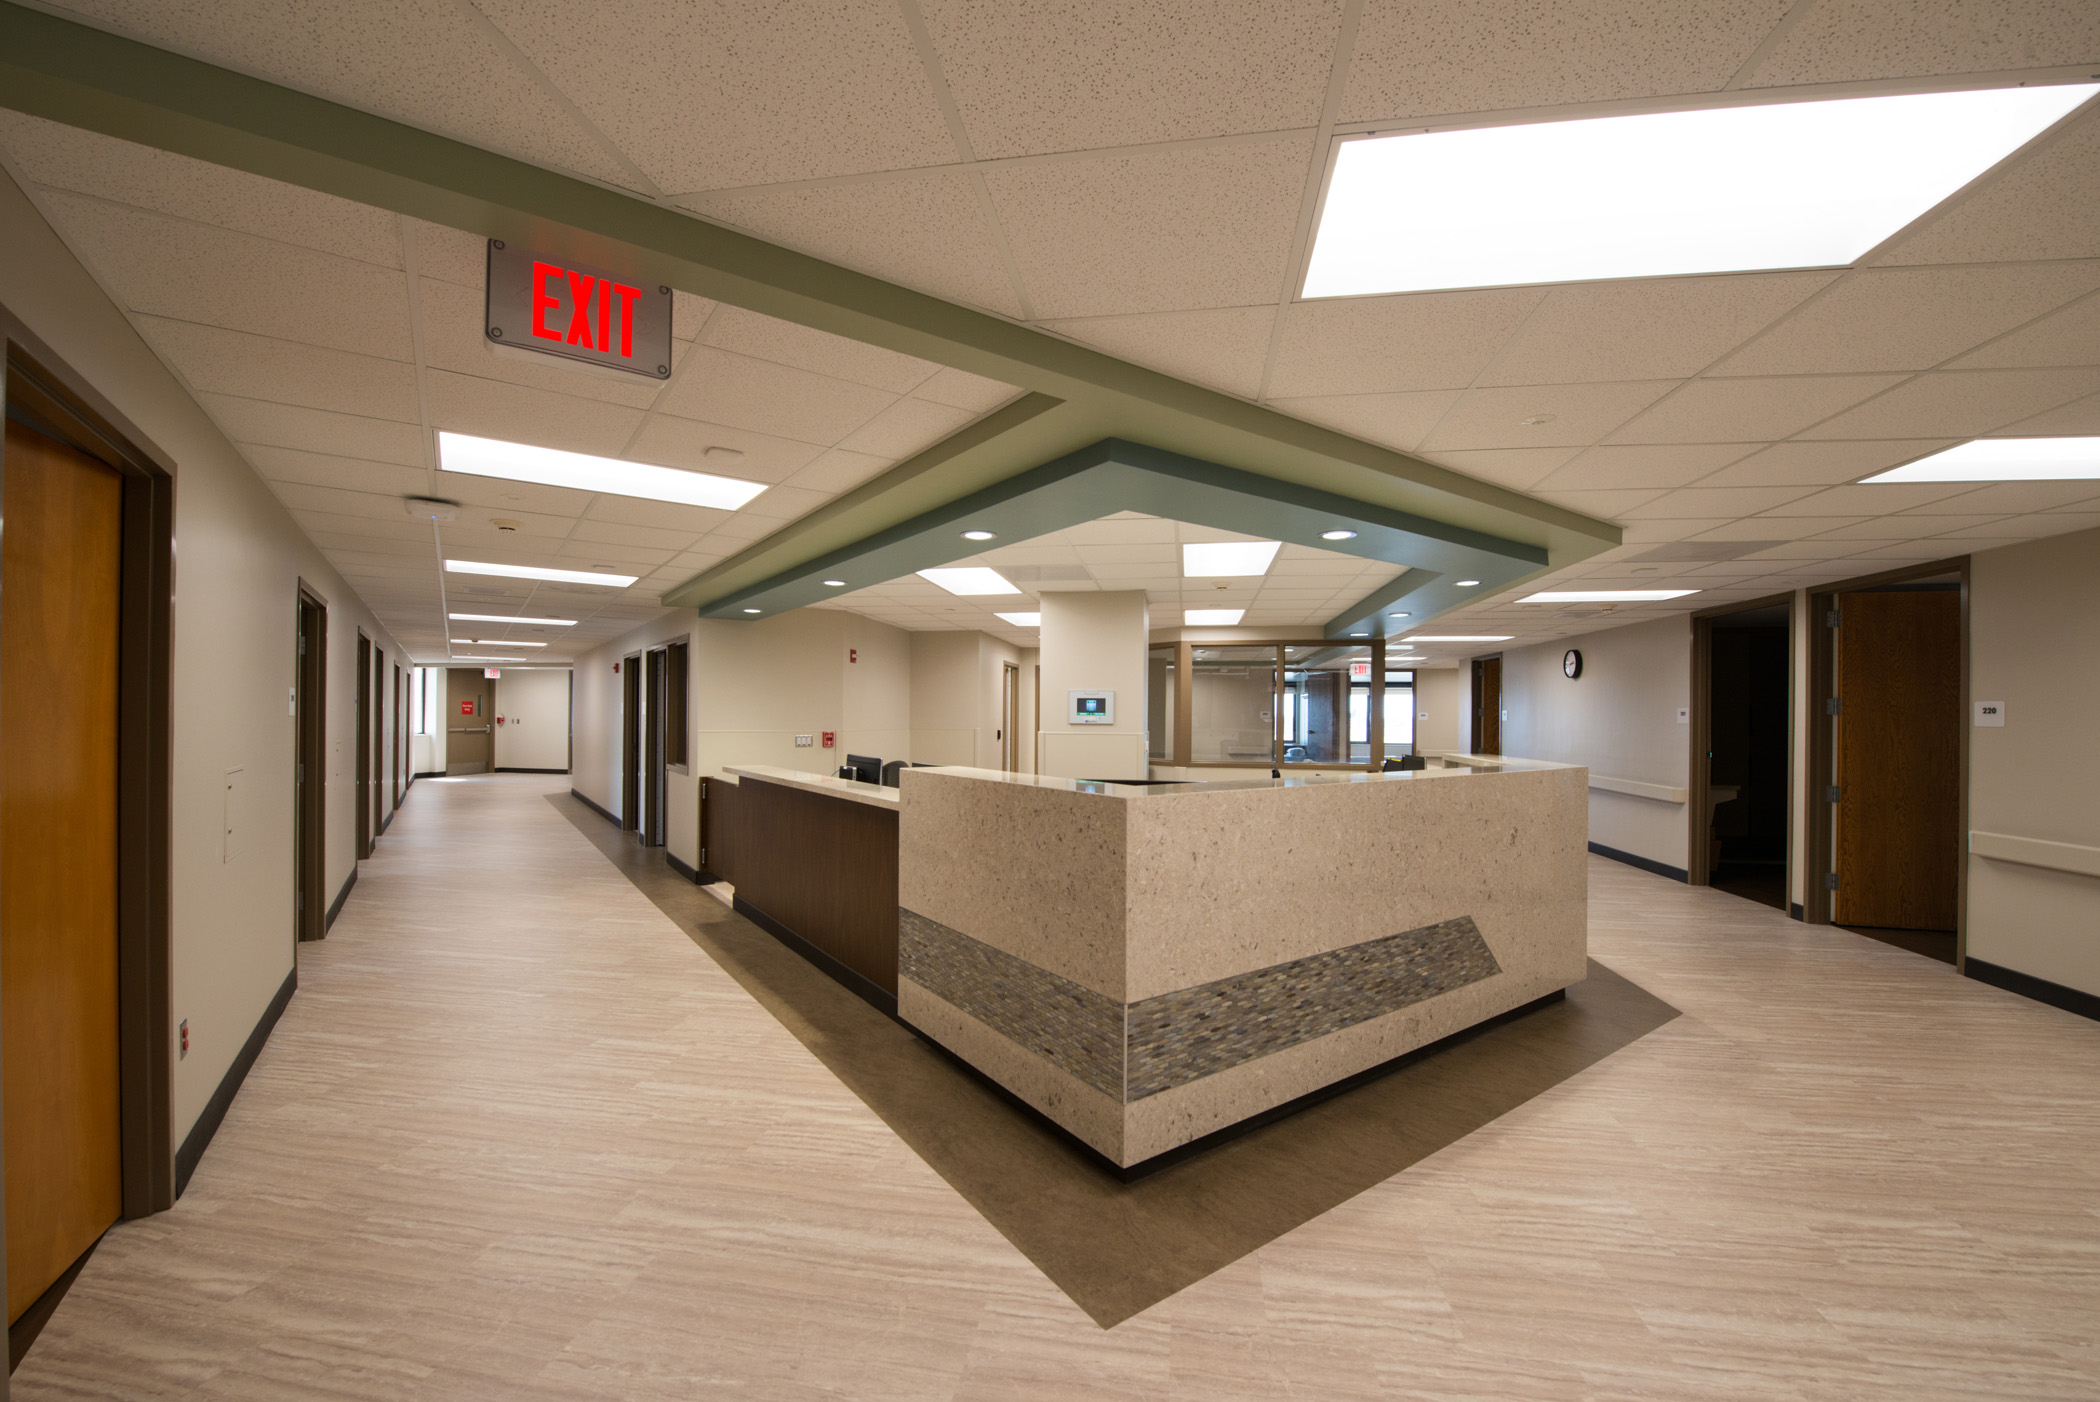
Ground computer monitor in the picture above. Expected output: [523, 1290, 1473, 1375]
[844, 753, 882, 784]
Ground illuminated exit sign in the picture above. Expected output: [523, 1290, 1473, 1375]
[484, 240, 672, 380]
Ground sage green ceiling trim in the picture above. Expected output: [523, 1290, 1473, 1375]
[0, 1, 1618, 618]
[702, 439, 1545, 640]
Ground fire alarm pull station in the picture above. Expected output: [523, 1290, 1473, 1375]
[496, 716, 506, 726]
[822, 732, 835, 748]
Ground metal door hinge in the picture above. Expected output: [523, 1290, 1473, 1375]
[1825, 872, 1841, 891]
[1825, 697, 1842, 715]
[1826, 610, 1842, 628]
[1826, 785, 1841, 803]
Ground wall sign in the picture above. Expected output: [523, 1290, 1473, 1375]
[460, 699, 475, 715]
[485, 240, 673, 380]
[484, 667, 501, 679]
[1974, 700, 2005, 727]
[1349, 659, 1371, 680]
[1069, 690, 1115, 724]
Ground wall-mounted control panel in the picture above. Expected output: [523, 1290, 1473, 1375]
[1068, 689, 1114, 724]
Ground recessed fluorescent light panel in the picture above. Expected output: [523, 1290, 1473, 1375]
[1402, 635, 1513, 642]
[994, 612, 1042, 627]
[437, 431, 767, 510]
[1183, 541, 1281, 577]
[1862, 437, 2100, 483]
[473, 639, 547, 647]
[1304, 84, 2098, 297]
[454, 655, 525, 662]
[445, 559, 638, 587]
[917, 567, 1021, 596]
[1185, 609, 1246, 626]
[448, 612, 576, 626]
[1519, 590, 1701, 603]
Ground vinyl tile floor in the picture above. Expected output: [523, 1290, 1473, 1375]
[16, 774, 2100, 1399]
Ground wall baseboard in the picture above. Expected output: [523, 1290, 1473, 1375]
[1789, 902, 1805, 921]
[412, 769, 444, 779]
[174, 965, 295, 1197]
[734, 896, 897, 1017]
[323, 866, 357, 932]
[570, 788, 619, 827]
[495, 766, 571, 774]
[665, 851, 702, 884]
[1587, 840, 1688, 884]
[1964, 957, 2100, 1024]
[377, 808, 392, 835]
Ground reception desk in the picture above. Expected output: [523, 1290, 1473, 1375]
[713, 759, 1588, 1169]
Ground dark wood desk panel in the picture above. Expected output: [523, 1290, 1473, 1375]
[722, 777, 898, 1001]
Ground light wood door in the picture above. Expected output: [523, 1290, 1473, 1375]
[1, 418, 124, 1322]
[1834, 589, 1960, 930]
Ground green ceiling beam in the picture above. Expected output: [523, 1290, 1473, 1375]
[0, 1, 1619, 618]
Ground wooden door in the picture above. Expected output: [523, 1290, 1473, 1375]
[1, 418, 123, 1322]
[295, 593, 327, 941]
[644, 648, 666, 846]
[1834, 589, 1959, 929]
[445, 668, 493, 774]
[1473, 656, 1503, 755]
[621, 656, 641, 828]
[354, 635, 371, 856]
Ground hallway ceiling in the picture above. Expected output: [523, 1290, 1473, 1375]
[2, 0, 2097, 660]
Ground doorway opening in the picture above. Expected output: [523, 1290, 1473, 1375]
[1001, 662, 1020, 771]
[294, 588, 327, 942]
[354, 633, 371, 858]
[1807, 559, 1967, 966]
[1690, 595, 1793, 909]
[371, 645, 385, 839]
[444, 667, 494, 775]
[392, 660, 403, 811]
[643, 647, 667, 847]
[1470, 654, 1503, 755]
[621, 653, 642, 831]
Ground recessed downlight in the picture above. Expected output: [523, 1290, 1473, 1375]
[961, 529, 997, 541]
[1456, 579, 1481, 587]
[1321, 529, 1358, 541]
[742, 608, 761, 614]
[822, 579, 847, 587]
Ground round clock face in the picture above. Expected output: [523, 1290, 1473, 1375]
[1563, 649, 1583, 679]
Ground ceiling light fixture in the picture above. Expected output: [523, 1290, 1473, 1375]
[1304, 83, 2098, 297]
[1350, 632, 1369, 637]
[1862, 436, 2100, 483]
[1456, 580, 1481, 587]
[823, 579, 848, 587]
[994, 612, 1041, 627]
[1321, 529, 1358, 541]
[1183, 541, 1281, 577]
[742, 607, 761, 614]
[1185, 608, 1246, 626]
[961, 529, 997, 541]
[1403, 634, 1513, 642]
[437, 431, 767, 510]
[446, 560, 637, 587]
[449, 612, 576, 626]
[917, 567, 1021, 596]
[1518, 589, 1700, 603]
[453, 655, 526, 662]
[475, 639, 548, 647]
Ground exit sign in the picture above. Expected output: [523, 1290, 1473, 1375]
[485, 240, 672, 379]
[1350, 660, 1371, 679]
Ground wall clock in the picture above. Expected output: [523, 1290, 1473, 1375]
[1563, 649, 1583, 679]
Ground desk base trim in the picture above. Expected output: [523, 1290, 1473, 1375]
[735, 896, 898, 1017]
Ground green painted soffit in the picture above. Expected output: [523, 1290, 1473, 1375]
[0, 2, 1618, 618]
[703, 439, 1548, 640]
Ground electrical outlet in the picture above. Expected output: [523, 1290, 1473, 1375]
[794, 734, 813, 747]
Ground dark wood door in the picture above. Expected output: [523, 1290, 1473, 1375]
[1834, 589, 1959, 929]
[445, 668, 493, 773]
[354, 635, 370, 857]
[295, 593, 327, 941]
[1, 418, 124, 1322]
[1474, 656, 1503, 755]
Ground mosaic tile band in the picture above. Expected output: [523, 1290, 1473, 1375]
[899, 910, 1501, 1102]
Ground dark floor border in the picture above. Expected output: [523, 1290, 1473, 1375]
[495, 766, 571, 774]
[413, 769, 445, 779]
[570, 787, 619, 827]
[665, 850, 702, 884]
[323, 866, 357, 932]
[1966, 957, 2100, 1023]
[1589, 840, 1688, 883]
[8, 1232, 97, 1372]
[173, 965, 296, 1197]
[733, 896, 898, 1017]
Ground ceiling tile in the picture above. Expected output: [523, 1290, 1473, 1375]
[624, 414, 824, 485]
[1743, 0, 2100, 85]
[1062, 518, 1180, 545]
[914, 367, 1024, 413]
[1269, 390, 1461, 452]
[1269, 288, 1544, 397]
[1422, 380, 1674, 450]
[1951, 291, 2100, 370]
[1480, 272, 1836, 387]
[477, 0, 952, 190]
[58, 0, 635, 184]
[1341, 0, 1791, 123]
[270, 481, 416, 519]
[1710, 264, 2100, 377]
[135, 315, 419, 425]
[1761, 482, 1979, 515]
[1810, 514, 2013, 541]
[1873, 111, 2100, 266]
[1987, 513, 2100, 541]
[783, 449, 894, 496]
[921, 0, 1341, 157]
[653, 347, 896, 446]
[983, 138, 1310, 319]
[685, 173, 1026, 319]
[1608, 375, 1905, 443]
[1802, 368, 2098, 440]
[1532, 488, 1667, 517]
[1621, 486, 1817, 518]
[424, 369, 643, 457]
[700, 305, 941, 394]
[1535, 443, 1757, 491]
[242, 445, 432, 497]
[740, 485, 835, 522]
[39, 192, 414, 361]
[415, 278, 664, 409]
[835, 397, 977, 458]
[550, 541, 675, 569]
[1696, 439, 1960, 488]
[1900, 481, 2100, 514]
[437, 473, 594, 517]
[1044, 306, 1276, 400]
[1417, 446, 1579, 491]
[566, 519, 706, 552]
[1991, 389, 2100, 436]
[405, 219, 485, 288]
[206, 396, 425, 466]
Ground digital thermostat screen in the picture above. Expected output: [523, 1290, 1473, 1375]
[1068, 689, 1115, 724]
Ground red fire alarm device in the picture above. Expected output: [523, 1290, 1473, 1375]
[496, 716, 506, 726]
[821, 732, 835, 748]
[849, 648, 858, 663]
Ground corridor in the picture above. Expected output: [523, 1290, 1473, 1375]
[14, 775, 2099, 1399]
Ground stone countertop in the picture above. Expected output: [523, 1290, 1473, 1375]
[900, 759, 1582, 800]
[721, 764, 900, 809]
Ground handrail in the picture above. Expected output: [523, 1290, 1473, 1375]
[1970, 831, 2100, 880]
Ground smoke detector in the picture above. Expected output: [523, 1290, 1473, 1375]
[490, 518, 522, 533]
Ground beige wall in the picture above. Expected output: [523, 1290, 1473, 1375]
[1413, 666, 1465, 755]
[909, 630, 978, 765]
[492, 668, 571, 772]
[1498, 615, 1693, 873]
[1966, 526, 2100, 996]
[0, 162, 413, 1148]
[1038, 591, 1149, 778]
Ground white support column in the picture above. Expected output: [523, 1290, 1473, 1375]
[1037, 591, 1150, 780]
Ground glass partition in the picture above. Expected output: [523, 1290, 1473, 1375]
[1189, 646, 1279, 764]
[1280, 644, 1367, 765]
[1166, 641, 1406, 770]
[1381, 670, 1416, 759]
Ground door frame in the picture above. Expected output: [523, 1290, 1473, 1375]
[294, 585, 328, 943]
[1803, 556, 1971, 966]
[2, 318, 178, 1249]
[1000, 662, 1019, 771]
[1469, 653, 1503, 755]
[1688, 591, 1796, 890]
